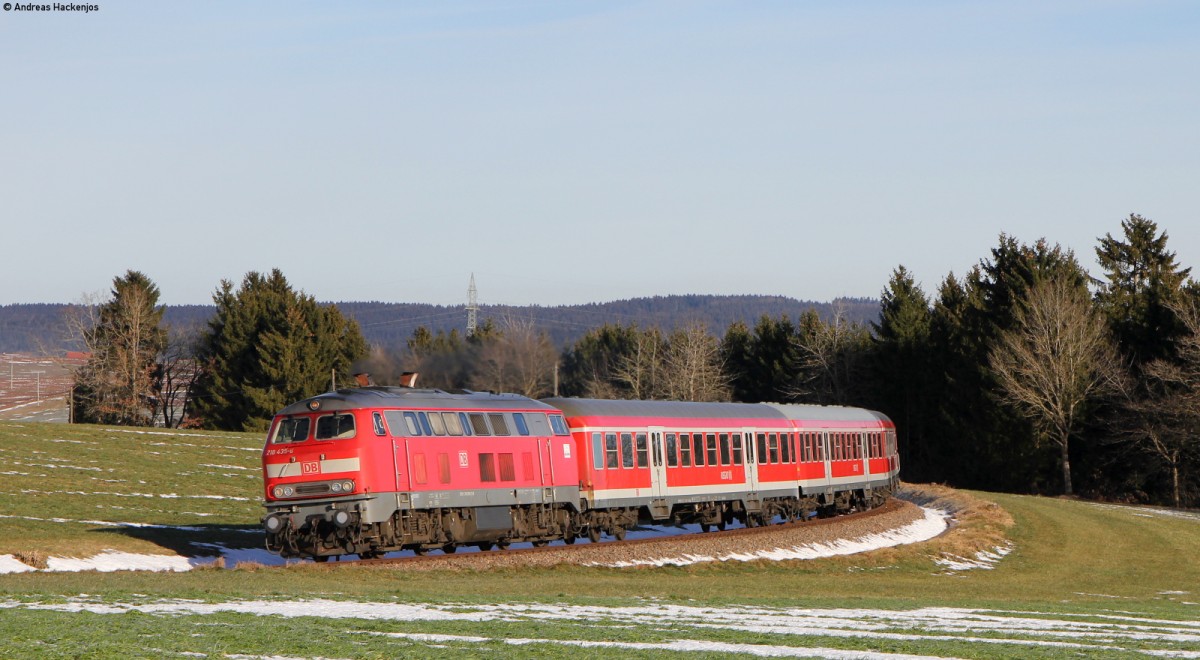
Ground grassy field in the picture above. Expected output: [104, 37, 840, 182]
[1, 420, 1198, 658]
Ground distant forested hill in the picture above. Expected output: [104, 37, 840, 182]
[0, 295, 879, 354]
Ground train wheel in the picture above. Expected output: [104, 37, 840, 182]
[533, 540, 549, 548]
[700, 523, 711, 533]
[312, 555, 330, 563]
[497, 540, 511, 550]
[442, 544, 457, 554]
[477, 542, 494, 551]
[588, 527, 601, 543]
[413, 547, 428, 556]
[564, 534, 577, 545]
[614, 527, 626, 541]
[717, 520, 727, 531]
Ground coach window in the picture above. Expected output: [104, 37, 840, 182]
[372, 412, 387, 436]
[706, 434, 718, 466]
[732, 433, 743, 465]
[427, 412, 446, 436]
[692, 433, 705, 467]
[666, 433, 678, 467]
[592, 432, 604, 470]
[781, 433, 791, 463]
[416, 412, 433, 436]
[719, 433, 731, 465]
[679, 433, 692, 467]
[272, 417, 310, 444]
[549, 415, 570, 436]
[469, 413, 491, 436]
[756, 433, 768, 465]
[479, 453, 496, 482]
[635, 433, 648, 468]
[443, 412, 464, 436]
[605, 433, 619, 468]
[768, 433, 779, 464]
[316, 413, 356, 440]
[621, 433, 634, 468]
[513, 413, 530, 436]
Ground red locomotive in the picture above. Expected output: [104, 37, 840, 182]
[260, 385, 900, 560]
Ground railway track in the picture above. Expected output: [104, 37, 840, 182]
[310, 497, 910, 570]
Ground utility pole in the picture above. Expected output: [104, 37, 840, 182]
[466, 273, 479, 337]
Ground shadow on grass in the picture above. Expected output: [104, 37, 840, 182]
[89, 523, 263, 557]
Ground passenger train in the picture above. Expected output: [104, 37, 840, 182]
[260, 384, 900, 560]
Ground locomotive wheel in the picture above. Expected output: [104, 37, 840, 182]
[312, 555, 330, 563]
[497, 540, 511, 550]
[532, 540, 549, 548]
[477, 542, 494, 551]
[613, 526, 626, 541]
[588, 527, 601, 543]
[413, 547, 428, 556]
[700, 523, 711, 533]
[442, 544, 457, 554]
[358, 551, 383, 560]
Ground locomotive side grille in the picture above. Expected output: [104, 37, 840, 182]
[295, 483, 331, 495]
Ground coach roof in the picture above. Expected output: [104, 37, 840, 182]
[541, 397, 786, 420]
[276, 386, 556, 415]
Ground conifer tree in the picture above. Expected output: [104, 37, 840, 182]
[1095, 214, 1192, 366]
[869, 266, 934, 479]
[190, 270, 368, 432]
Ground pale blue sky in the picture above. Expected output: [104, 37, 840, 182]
[2, 1, 1197, 307]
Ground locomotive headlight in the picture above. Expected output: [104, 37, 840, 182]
[331, 482, 342, 493]
[272, 486, 284, 498]
[342, 480, 354, 492]
[282, 486, 294, 497]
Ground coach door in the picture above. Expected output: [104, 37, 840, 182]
[743, 428, 760, 493]
[648, 427, 670, 518]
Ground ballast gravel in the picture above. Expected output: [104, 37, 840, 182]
[359, 497, 932, 572]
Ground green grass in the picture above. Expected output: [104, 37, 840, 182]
[0, 421, 264, 557]
[1, 421, 1199, 658]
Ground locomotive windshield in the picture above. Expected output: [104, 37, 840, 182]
[315, 413, 356, 440]
[271, 417, 310, 443]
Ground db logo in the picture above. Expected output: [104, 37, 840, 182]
[301, 461, 320, 475]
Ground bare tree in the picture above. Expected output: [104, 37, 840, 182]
[474, 316, 559, 397]
[989, 277, 1127, 495]
[612, 327, 665, 399]
[1128, 299, 1200, 507]
[659, 323, 730, 402]
[791, 306, 870, 405]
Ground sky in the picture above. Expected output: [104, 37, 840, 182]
[2, 1, 1198, 308]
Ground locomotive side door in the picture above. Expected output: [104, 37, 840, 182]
[743, 427, 760, 494]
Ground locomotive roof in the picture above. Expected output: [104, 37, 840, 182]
[276, 386, 556, 415]
[541, 397, 890, 425]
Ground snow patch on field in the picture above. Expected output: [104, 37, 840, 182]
[593, 506, 950, 567]
[5, 598, 1199, 656]
[936, 542, 1015, 572]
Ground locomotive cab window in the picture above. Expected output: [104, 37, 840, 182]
[372, 412, 387, 436]
[549, 414, 570, 436]
[315, 413, 355, 440]
[271, 416, 310, 443]
[512, 413, 530, 436]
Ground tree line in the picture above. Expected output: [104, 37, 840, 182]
[67, 214, 1200, 507]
